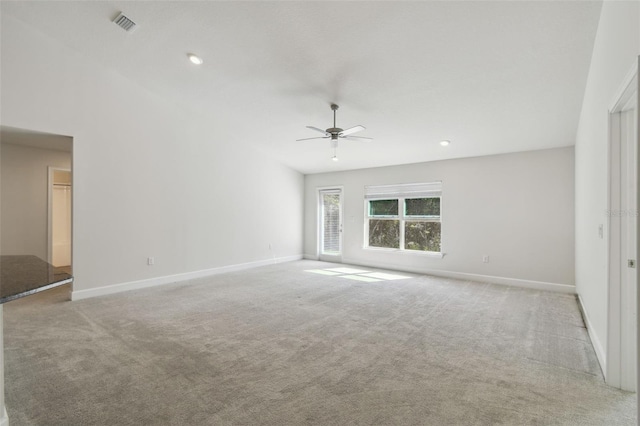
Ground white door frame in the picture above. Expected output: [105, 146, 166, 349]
[47, 166, 72, 266]
[636, 57, 640, 426]
[606, 59, 638, 391]
[317, 186, 343, 263]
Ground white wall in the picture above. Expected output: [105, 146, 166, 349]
[574, 1, 639, 368]
[0, 143, 71, 260]
[305, 147, 575, 290]
[0, 15, 304, 296]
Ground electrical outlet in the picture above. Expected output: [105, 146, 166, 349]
[269, 243, 272, 250]
[147, 257, 154, 266]
[483, 255, 490, 263]
[598, 224, 604, 239]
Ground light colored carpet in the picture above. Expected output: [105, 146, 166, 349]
[3, 260, 636, 425]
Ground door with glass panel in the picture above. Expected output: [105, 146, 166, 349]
[319, 189, 342, 262]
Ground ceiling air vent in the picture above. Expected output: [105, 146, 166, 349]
[113, 13, 137, 33]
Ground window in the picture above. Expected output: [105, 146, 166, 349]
[365, 182, 442, 253]
[321, 191, 341, 255]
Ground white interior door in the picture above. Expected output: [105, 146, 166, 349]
[619, 108, 637, 391]
[607, 74, 637, 391]
[48, 167, 72, 268]
[319, 188, 342, 262]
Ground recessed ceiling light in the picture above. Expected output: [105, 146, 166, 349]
[187, 53, 203, 65]
[440, 140, 450, 146]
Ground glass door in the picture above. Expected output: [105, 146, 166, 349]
[319, 189, 342, 262]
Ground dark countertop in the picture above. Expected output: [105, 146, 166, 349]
[0, 255, 73, 304]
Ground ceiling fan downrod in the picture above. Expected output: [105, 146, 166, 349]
[331, 103, 339, 129]
[328, 104, 340, 137]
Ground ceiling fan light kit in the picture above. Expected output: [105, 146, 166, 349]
[297, 103, 372, 161]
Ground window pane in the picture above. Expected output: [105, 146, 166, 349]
[322, 193, 341, 254]
[369, 199, 398, 216]
[405, 222, 441, 252]
[368, 219, 400, 248]
[405, 198, 440, 216]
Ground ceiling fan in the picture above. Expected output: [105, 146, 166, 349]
[297, 104, 372, 161]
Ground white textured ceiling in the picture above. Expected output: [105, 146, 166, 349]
[2, 1, 602, 174]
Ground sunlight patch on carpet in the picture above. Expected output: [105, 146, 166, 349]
[305, 267, 410, 282]
[341, 275, 383, 282]
[325, 267, 371, 274]
[306, 269, 342, 276]
[359, 272, 410, 280]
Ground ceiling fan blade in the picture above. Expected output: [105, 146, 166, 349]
[339, 125, 366, 136]
[343, 135, 373, 141]
[296, 136, 329, 142]
[306, 126, 329, 135]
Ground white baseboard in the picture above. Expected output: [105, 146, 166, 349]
[303, 254, 319, 260]
[341, 257, 576, 294]
[426, 269, 575, 294]
[577, 295, 606, 378]
[71, 255, 303, 301]
[0, 407, 9, 426]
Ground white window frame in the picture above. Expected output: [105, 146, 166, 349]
[317, 186, 343, 262]
[363, 182, 443, 256]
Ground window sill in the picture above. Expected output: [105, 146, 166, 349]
[363, 247, 445, 259]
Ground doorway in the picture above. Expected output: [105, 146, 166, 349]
[318, 188, 343, 262]
[607, 62, 637, 392]
[0, 126, 73, 281]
